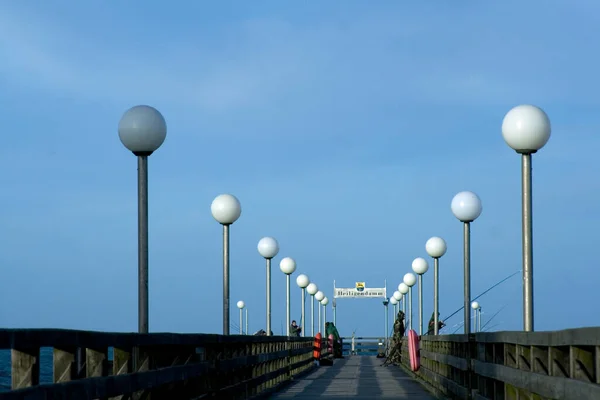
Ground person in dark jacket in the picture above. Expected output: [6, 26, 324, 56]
[427, 312, 445, 335]
[290, 320, 301, 336]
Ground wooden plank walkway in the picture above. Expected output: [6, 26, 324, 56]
[271, 356, 437, 399]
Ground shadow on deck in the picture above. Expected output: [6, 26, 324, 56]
[270, 356, 436, 399]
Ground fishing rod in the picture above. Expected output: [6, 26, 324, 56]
[451, 321, 465, 334]
[480, 302, 510, 331]
[441, 269, 521, 324]
[483, 323, 501, 332]
[450, 301, 510, 334]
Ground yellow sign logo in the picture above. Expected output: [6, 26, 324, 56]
[355, 282, 365, 292]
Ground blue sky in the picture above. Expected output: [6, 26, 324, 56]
[0, 0, 599, 337]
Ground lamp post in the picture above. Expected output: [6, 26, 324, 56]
[237, 301, 245, 335]
[306, 283, 318, 336]
[451, 191, 482, 335]
[471, 301, 481, 332]
[412, 258, 429, 336]
[118, 105, 167, 334]
[333, 299, 337, 326]
[398, 283, 409, 320]
[426, 237, 447, 335]
[383, 298, 389, 346]
[280, 257, 297, 336]
[246, 308, 248, 334]
[315, 291, 324, 333]
[390, 297, 398, 317]
[257, 237, 279, 336]
[392, 290, 402, 316]
[211, 194, 242, 336]
[321, 297, 329, 334]
[403, 273, 416, 332]
[502, 105, 551, 332]
[296, 274, 310, 337]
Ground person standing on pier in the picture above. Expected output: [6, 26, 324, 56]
[290, 320, 302, 336]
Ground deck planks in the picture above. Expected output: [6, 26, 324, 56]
[270, 356, 437, 399]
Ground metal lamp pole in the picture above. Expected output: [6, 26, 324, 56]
[280, 257, 297, 336]
[383, 299, 389, 346]
[296, 274, 310, 337]
[322, 297, 329, 334]
[237, 301, 245, 335]
[403, 274, 416, 332]
[412, 258, 429, 335]
[258, 237, 280, 336]
[306, 283, 318, 336]
[118, 105, 167, 334]
[502, 104, 551, 332]
[211, 194, 242, 335]
[426, 237, 447, 335]
[451, 191, 482, 335]
[315, 291, 324, 333]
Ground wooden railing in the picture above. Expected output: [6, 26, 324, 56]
[400, 327, 600, 400]
[0, 328, 331, 399]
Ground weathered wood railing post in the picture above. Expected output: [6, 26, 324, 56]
[53, 347, 76, 383]
[11, 347, 40, 389]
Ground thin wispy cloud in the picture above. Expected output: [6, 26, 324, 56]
[3, 1, 593, 115]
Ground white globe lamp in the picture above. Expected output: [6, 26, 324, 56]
[279, 257, 297, 275]
[501, 104, 551, 332]
[257, 237, 279, 260]
[211, 194, 242, 225]
[398, 283, 409, 294]
[426, 236, 447, 335]
[451, 191, 482, 223]
[118, 105, 168, 334]
[451, 191, 482, 335]
[296, 274, 310, 336]
[257, 236, 279, 337]
[211, 193, 242, 336]
[412, 258, 429, 275]
[426, 237, 447, 259]
[118, 105, 167, 155]
[501, 105, 551, 154]
[296, 274, 309, 288]
[403, 273, 416, 331]
[280, 257, 297, 335]
[306, 283, 318, 336]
